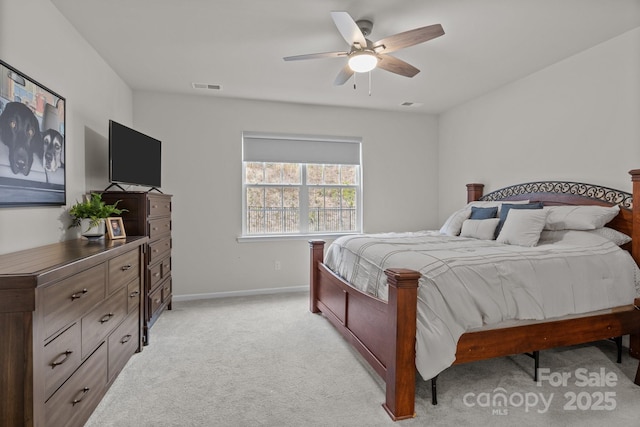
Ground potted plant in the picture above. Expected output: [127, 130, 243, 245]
[69, 193, 126, 239]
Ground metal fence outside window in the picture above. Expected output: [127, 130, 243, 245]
[247, 207, 356, 234]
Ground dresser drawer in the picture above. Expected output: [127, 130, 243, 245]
[148, 237, 171, 265]
[108, 249, 140, 295]
[149, 262, 162, 290]
[45, 343, 107, 427]
[44, 322, 81, 400]
[162, 257, 171, 277]
[127, 279, 141, 313]
[81, 288, 127, 358]
[149, 256, 171, 290]
[148, 194, 171, 218]
[162, 278, 172, 303]
[149, 285, 163, 318]
[108, 311, 139, 381]
[149, 217, 171, 241]
[43, 265, 106, 339]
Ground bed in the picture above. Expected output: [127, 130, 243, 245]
[309, 173, 640, 421]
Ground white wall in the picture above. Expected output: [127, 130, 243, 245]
[7, 1, 636, 299]
[438, 28, 640, 221]
[0, 0, 133, 254]
[133, 92, 438, 297]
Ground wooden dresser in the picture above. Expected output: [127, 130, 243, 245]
[101, 191, 172, 344]
[0, 237, 146, 427]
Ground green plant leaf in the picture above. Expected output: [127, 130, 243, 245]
[68, 193, 127, 229]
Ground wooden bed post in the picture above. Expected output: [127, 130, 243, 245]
[628, 171, 640, 362]
[466, 183, 484, 203]
[382, 268, 421, 421]
[309, 241, 325, 313]
[629, 170, 640, 266]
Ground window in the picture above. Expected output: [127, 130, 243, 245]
[242, 132, 362, 237]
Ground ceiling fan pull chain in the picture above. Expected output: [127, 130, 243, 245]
[368, 71, 372, 96]
[353, 72, 357, 90]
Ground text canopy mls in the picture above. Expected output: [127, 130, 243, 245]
[242, 133, 361, 165]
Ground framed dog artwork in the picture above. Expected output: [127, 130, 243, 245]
[0, 60, 66, 206]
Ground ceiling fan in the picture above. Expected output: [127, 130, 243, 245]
[283, 11, 444, 85]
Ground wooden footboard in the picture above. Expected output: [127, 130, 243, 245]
[309, 241, 420, 420]
[310, 171, 640, 421]
[312, 239, 640, 421]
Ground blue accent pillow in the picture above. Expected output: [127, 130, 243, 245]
[470, 206, 498, 220]
[495, 202, 544, 237]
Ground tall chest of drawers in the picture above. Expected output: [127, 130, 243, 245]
[101, 191, 172, 344]
[0, 237, 146, 427]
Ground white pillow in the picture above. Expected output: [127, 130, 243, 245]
[439, 208, 471, 236]
[460, 218, 500, 240]
[587, 227, 631, 246]
[497, 209, 549, 247]
[543, 205, 620, 230]
[440, 200, 530, 236]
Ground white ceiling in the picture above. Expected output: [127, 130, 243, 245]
[50, 0, 640, 114]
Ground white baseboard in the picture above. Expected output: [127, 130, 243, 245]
[173, 285, 308, 302]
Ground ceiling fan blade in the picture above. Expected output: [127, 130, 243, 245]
[377, 55, 420, 78]
[283, 51, 348, 61]
[372, 24, 444, 54]
[334, 64, 355, 86]
[331, 11, 367, 47]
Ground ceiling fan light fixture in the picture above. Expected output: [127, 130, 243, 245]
[348, 51, 378, 73]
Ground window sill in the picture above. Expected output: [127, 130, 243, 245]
[236, 232, 361, 243]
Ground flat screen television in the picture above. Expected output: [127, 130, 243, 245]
[109, 120, 161, 188]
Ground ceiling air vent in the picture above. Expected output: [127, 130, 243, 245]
[192, 83, 222, 90]
[400, 101, 423, 107]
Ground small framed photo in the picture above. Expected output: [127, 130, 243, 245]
[107, 217, 126, 240]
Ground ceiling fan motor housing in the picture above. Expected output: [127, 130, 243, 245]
[356, 19, 374, 37]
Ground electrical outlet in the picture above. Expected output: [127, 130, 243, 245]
[274, 260, 281, 271]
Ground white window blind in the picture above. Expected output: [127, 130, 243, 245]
[242, 132, 361, 165]
[241, 131, 363, 238]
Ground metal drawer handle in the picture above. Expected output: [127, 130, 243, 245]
[154, 297, 161, 304]
[152, 227, 158, 231]
[71, 289, 88, 300]
[121, 264, 132, 271]
[100, 313, 114, 323]
[152, 204, 158, 208]
[129, 290, 140, 298]
[51, 350, 73, 369]
[154, 272, 160, 278]
[121, 334, 132, 344]
[72, 387, 90, 406]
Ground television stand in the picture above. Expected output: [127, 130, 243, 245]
[104, 183, 127, 192]
[103, 184, 164, 194]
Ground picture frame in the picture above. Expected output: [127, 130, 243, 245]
[0, 60, 66, 207]
[107, 217, 126, 240]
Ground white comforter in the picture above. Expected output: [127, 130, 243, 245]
[324, 230, 639, 380]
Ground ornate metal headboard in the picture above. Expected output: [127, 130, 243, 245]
[465, 180, 634, 251]
[476, 181, 633, 209]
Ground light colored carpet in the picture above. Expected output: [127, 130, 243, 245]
[85, 292, 640, 426]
